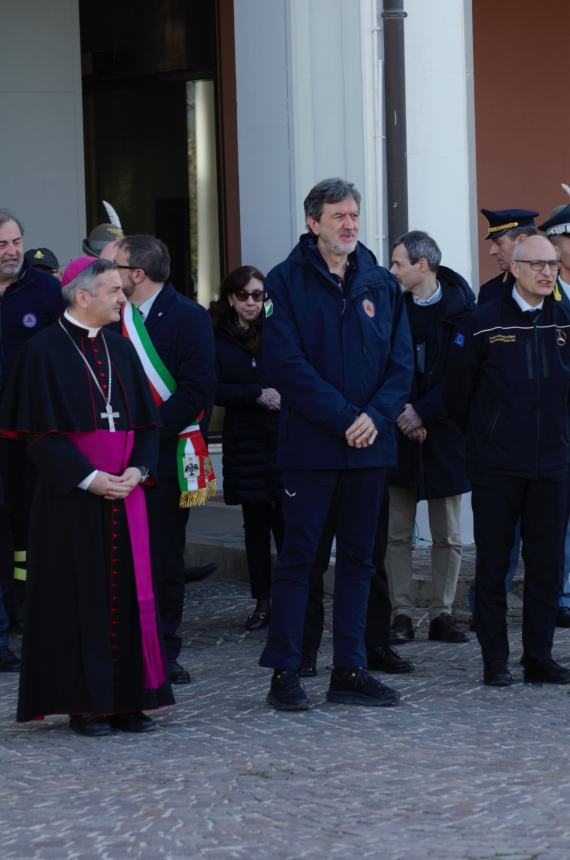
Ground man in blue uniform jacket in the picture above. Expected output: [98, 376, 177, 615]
[258, 178, 414, 710]
[445, 235, 570, 687]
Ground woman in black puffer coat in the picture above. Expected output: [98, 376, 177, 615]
[210, 266, 283, 630]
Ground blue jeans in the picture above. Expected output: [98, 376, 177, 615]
[468, 519, 521, 612]
[560, 518, 570, 608]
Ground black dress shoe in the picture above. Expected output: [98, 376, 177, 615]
[524, 657, 570, 684]
[267, 669, 310, 711]
[367, 645, 415, 674]
[428, 613, 470, 643]
[245, 610, 270, 632]
[184, 563, 217, 583]
[389, 614, 414, 644]
[298, 655, 317, 677]
[110, 712, 156, 733]
[69, 715, 113, 737]
[0, 646, 21, 672]
[483, 664, 513, 687]
[168, 660, 191, 685]
[556, 607, 570, 628]
[327, 667, 400, 707]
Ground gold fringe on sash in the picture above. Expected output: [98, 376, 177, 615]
[179, 480, 217, 509]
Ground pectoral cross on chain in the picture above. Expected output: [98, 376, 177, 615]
[101, 403, 120, 432]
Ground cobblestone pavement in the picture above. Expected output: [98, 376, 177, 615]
[1, 578, 570, 860]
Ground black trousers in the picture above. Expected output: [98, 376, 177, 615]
[0, 439, 35, 621]
[146, 478, 190, 664]
[241, 501, 284, 600]
[472, 477, 566, 666]
[301, 488, 391, 660]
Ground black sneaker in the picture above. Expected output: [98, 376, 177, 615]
[367, 645, 415, 674]
[267, 669, 310, 711]
[326, 667, 400, 707]
[524, 657, 570, 684]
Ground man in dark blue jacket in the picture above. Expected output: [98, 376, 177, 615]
[445, 235, 570, 687]
[386, 231, 474, 645]
[259, 178, 414, 710]
[0, 209, 64, 671]
[114, 235, 215, 685]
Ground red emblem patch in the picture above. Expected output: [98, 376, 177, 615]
[362, 299, 375, 318]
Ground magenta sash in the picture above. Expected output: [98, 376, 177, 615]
[69, 430, 165, 689]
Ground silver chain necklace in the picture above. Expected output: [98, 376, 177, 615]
[58, 319, 120, 432]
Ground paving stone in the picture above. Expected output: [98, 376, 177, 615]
[0, 573, 569, 858]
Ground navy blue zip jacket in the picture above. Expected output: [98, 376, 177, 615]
[262, 235, 414, 470]
[0, 264, 63, 393]
[444, 290, 570, 484]
[389, 266, 475, 499]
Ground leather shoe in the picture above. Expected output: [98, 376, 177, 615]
[110, 712, 156, 733]
[483, 663, 513, 687]
[524, 657, 570, 684]
[367, 645, 415, 674]
[245, 610, 270, 632]
[389, 614, 414, 644]
[556, 607, 570, 628]
[69, 714, 113, 737]
[298, 655, 317, 677]
[168, 660, 191, 685]
[428, 613, 469, 643]
[184, 563, 217, 583]
[0, 646, 21, 672]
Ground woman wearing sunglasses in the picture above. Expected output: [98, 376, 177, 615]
[210, 266, 283, 630]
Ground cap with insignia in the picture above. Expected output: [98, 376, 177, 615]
[82, 223, 124, 257]
[24, 247, 60, 272]
[480, 208, 539, 240]
[539, 204, 570, 237]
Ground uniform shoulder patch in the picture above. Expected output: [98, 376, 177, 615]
[454, 333, 465, 347]
[264, 299, 273, 318]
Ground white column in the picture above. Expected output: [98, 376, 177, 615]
[195, 80, 220, 307]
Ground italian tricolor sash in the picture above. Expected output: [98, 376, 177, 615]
[122, 302, 216, 508]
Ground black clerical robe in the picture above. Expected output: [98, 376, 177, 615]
[0, 317, 174, 721]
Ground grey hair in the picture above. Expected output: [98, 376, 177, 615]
[61, 258, 118, 306]
[393, 230, 442, 272]
[303, 178, 361, 223]
[0, 209, 24, 234]
[512, 236, 556, 261]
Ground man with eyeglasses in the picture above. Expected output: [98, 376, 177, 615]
[445, 235, 570, 687]
[113, 235, 215, 687]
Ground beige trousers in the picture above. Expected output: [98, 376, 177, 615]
[385, 486, 463, 621]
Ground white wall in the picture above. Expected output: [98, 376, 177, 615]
[234, 0, 377, 273]
[404, 0, 477, 287]
[0, 0, 85, 269]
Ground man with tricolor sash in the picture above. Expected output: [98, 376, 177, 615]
[115, 234, 216, 685]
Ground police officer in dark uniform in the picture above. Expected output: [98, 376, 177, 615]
[540, 199, 570, 626]
[478, 208, 538, 305]
[258, 178, 413, 710]
[0, 209, 64, 668]
[445, 234, 570, 687]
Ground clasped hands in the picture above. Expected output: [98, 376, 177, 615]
[345, 412, 378, 448]
[88, 467, 144, 500]
[257, 387, 281, 411]
[397, 403, 427, 444]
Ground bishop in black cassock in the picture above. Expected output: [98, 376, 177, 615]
[0, 259, 173, 734]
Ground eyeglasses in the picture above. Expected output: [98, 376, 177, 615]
[234, 289, 264, 302]
[516, 260, 560, 272]
[114, 264, 141, 271]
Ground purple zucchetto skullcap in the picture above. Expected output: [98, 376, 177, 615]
[61, 256, 96, 287]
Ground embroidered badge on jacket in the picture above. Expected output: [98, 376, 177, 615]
[362, 299, 375, 318]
